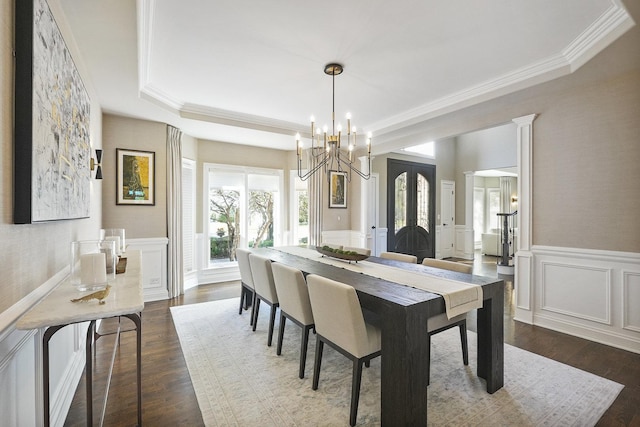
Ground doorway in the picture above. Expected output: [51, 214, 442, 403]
[386, 159, 436, 262]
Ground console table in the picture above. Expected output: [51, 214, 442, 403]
[17, 250, 144, 427]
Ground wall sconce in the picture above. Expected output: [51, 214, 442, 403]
[511, 195, 518, 204]
[90, 149, 103, 179]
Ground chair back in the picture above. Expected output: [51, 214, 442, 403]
[236, 248, 254, 288]
[248, 254, 278, 304]
[271, 263, 314, 326]
[421, 258, 472, 274]
[380, 251, 417, 264]
[307, 275, 380, 358]
[343, 246, 371, 256]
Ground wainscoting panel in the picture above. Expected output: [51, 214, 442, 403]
[454, 225, 474, 260]
[0, 270, 88, 427]
[127, 237, 169, 302]
[540, 262, 611, 324]
[514, 250, 533, 316]
[623, 271, 640, 332]
[518, 246, 640, 354]
[321, 230, 366, 248]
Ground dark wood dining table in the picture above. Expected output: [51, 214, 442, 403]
[255, 247, 504, 426]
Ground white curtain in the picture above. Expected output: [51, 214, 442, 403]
[307, 149, 323, 246]
[167, 125, 183, 298]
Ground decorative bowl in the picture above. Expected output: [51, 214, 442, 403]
[315, 246, 368, 262]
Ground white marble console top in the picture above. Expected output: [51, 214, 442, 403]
[16, 251, 144, 330]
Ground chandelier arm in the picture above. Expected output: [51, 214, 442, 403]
[297, 152, 329, 181]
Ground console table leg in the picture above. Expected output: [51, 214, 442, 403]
[43, 325, 66, 427]
[86, 320, 97, 425]
[124, 313, 143, 426]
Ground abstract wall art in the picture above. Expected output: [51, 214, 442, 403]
[14, 0, 91, 223]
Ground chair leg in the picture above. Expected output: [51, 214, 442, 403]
[249, 292, 257, 326]
[267, 304, 277, 346]
[252, 298, 261, 331]
[276, 313, 286, 355]
[350, 359, 364, 427]
[427, 334, 432, 386]
[459, 320, 469, 365]
[299, 325, 311, 379]
[312, 338, 324, 390]
[238, 286, 246, 315]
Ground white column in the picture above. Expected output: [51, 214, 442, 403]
[513, 113, 537, 324]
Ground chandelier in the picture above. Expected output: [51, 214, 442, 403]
[296, 63, 371, 182]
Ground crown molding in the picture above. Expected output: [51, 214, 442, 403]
[136, 0, 634, 141]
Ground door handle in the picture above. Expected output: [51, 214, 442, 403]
[371, 225, 376, 229]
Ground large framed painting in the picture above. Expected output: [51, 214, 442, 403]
[116, 149, 156, 205]
[329, 170, 347, 208]
[14, 0, 92, 224]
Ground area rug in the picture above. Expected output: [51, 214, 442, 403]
[170, 298, 623, 426]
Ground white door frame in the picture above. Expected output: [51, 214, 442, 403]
[440, 180, 455, 258]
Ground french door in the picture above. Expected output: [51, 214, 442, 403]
[387, 159, 435, 262]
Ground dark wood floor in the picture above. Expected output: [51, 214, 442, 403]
[64, 254, 640, 426]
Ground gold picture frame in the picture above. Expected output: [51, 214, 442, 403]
[116, 148, 155, 205]
[329, 170, 347, 208]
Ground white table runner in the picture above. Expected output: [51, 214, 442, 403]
[273, 246, 483, 318]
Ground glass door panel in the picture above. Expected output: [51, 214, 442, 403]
[394, 172, 407, 234]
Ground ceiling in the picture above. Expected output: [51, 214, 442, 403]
[57, 0, 634, 152]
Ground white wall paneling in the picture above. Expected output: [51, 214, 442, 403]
[126, 237, 169, 301]
[0, 273, 89, 426]
[516, 245, 640, 354]
[540, 261, 611, 324]
[454, 225, 474, 260]
[321, 230, 366, 248]
[622, 271, 640, 332]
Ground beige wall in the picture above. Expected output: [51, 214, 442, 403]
[101, 114, 167, 238]
[0, 0, 103, 314]
[371, 6, 640, 253]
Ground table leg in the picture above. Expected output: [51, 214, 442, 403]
[43, 325, 66, 427]
[86, 320, 97, 425]
[379, 303, 429, 426]
[123, 313, 143, 426]
[476, 293, 504, 393]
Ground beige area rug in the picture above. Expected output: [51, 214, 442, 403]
[170, 298, 623, 426]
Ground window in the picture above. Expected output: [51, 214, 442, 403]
[473, 187, 485, 244]
[487, 188, 501, 231]
[290, 172, 309, 245]
[205, 164, 283, 267]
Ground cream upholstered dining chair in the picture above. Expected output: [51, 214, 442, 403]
[421, 257, 473, 274]
[248, 253, 279, 346]
[421, 257, 473, 384]
[380, 251, 417, 264]
[307, 274, 381, 427]
[343, 246, 372, 256]
[236, 248, 256, 325]
[271, 263, 315, 379]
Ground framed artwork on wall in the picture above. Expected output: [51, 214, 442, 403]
[329, 170, 347, 208]
[116, 149, 155, 205]
[14, 0, 92, 223]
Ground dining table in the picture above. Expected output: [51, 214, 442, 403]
[254, 246, 504, 426]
